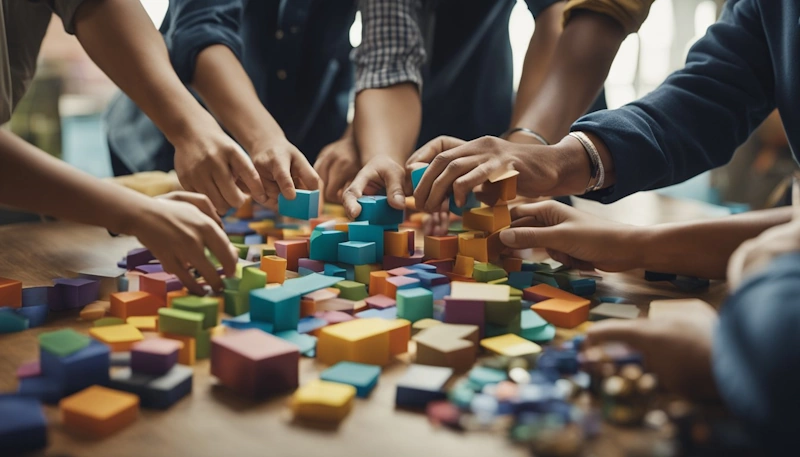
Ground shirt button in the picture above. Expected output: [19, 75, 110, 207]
[277, 69, 288, 80]
[275, 29, 284, 40]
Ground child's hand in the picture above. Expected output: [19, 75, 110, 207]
[341, 156, 409, 220]
[585, 299, 719, 400]
[127, 198, 237, 295]
[249, 138, 320, 209]
[314, 132, 360, 204]
[728, 218, 800, 290]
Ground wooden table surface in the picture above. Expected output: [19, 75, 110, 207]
[0, 192, 730, 457]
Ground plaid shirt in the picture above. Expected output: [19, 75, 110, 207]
[352, 0, 426, 93]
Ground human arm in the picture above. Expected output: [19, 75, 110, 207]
[0, 131, 236, 293]
[498, 201, 793, 279]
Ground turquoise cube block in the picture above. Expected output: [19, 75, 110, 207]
[278, 189, 319, 220]
[410, 165, 427, 190]
[309, 230, 347, 263]
[250, 288, 301, 332]
[508, 271, 535, 290]
[338, 241, 377, 265]
[324, 264, 347, 278]
[396, 287, 433, 323]
[321, 361, 381, 398]
[449, 192, 480, 216]
[570, 278, 596, 296]
[0, 309, 29, 333]
[356, 196, 403, 225]
[275, 330, 317, 356]
[349, 222, 385, 261]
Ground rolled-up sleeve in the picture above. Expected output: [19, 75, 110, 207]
[525, 0, 565, 18]
[352, 0, 426, 93]
[45, 0, 91, 34]
[563, 0, 654, 35]
[162, 0, 245, 84]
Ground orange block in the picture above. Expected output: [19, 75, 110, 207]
[531, 298, 590, 329]
[483, 169, 519, 203]
[487, 230, 504, 262]
[462, 205, 511, 234]
[386, 319, 411, 356]
[384, 231, 410, 258]
[453, 255, 475, 277]
[300, 298, 316, 317]
[109, 291, 163, 319]
[444, 272, 476, 282]
[260, 255, 287, 284]
[369, 271, 390, 296]
[166, 289, 188, 308]
[60, 386, 139, 437]
[523, 284, 586, 303]
[234, 198, 254, 219]
[424, 236, 458, 260]
[274, 239, 309, 271]
[159, 332, 197, 365]
[502, 257, 523, 273]
[80, 301, 110, 321]
[334, 223, 350, 232]
[0, 277, 22, 309]
[458, 232, 488, 263]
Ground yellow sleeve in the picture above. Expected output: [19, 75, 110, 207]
[563, 0, 656, 34]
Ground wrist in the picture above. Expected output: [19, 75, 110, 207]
[638, 225, 674, 272]
[550, 135, 593, 195]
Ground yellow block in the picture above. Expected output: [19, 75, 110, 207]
[317, 318, 399, 366]
[291, 380, 356, 422]
[159, 332, 197, 365]
[79, 300, 109, 321]
[450, 281, 510, 302]
[453, 255, 475, 277]
[126, 315, 158, 332]
[60, 385, 139, 437]
[89, 324, 143, 352]
[480, 333, 541, 357]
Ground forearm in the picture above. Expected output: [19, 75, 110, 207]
[192, 45, 286, 151]
[511, 11, 625, 143]
[353, 83, 421, 165]
[638, 207, 794, 279]
[0, 131, 149, 234]
[73, 0, 213, 143]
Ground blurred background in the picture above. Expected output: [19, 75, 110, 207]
[5, 0, 794, 224]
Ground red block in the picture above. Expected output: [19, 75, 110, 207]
[139, 272, 182, 304]
[0, 277, 22, 309]
[275, 240, 310, 272]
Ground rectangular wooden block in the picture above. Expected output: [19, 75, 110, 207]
[50, 278, 100, 311]
[260, 255, 288, 284]
[462, 205, 511, 234]
[0, 277, 23, 309]
[369, 271, 390, 296]
[309, 230, 348, 263]
[40, 337, 110, 397]
[483, 169, 519, 203]
[349, 223, 386, 261]
[424, 236, 458, 260]
[60, 385, 139, 437]
[523, 284, 585, 303]
[171, 296, 218, 329]
[413, 323, 479, 372]
[384, 231, 411, 258]
[291, 379, 356, 422]
[108, 365, 193, 410]
[139, 272, 182, 304]
[317, 318, 393, 366]
[356, 196, 404, 225]
[338, 241, 377, 265]
[444, 298, 485, 335]
[385, 275, 420, 300]
[530, 298, 591, 329]
[157, 308, 203, 335]
[589, 303, 640, 320]
[159, 333, 196, 365]
[0, 395, 47, 454]
[278, 189, 320, 220]
[458, 235, 488, 263]
[480, 333, 541, 357]
[130, 338, 181, 375]
[275, 240, 309, 272]
[320, 361, 381, 398]
[395, 364, 453, 408]
[250, 287, 301, 332]
[450, 281, 510, 302]
[89, 324, 144, 352]
[126, 316, 158, 332]
[110, 291, 163, 319]
[396, 287, 433, 323]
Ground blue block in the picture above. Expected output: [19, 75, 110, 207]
[338, 241, 377, 265]
[39, 339, 110, 397]
[108, 365, 193, 409]
[50, 278, 99, 310]
[355, 307, 397, 320]
[298, 267, 315, 276]
[223, 220, 256, 235]
[297, 316, 327, 334]
[250, 288, 301, 332]
[339, 263, 356, 281]
[275, 330, 317, 356]
[17, 376, 63, 404]
[0, 395, 47, 454]
[321, 362, 381, 398]
[410, 165, 428, 190]
[356, 196, 404, 225]
[409, 263, 437, 273]
[349, 222, 385, 261]
[449, 192, 479, 216]
[416, 271, 448, 287]
[21, 286, 51, 307]
[244, 233, 264, 245]
[431, 283, 451, 301]
[395, 364, 452, 408]
[508, 271, 535, 290]
[0, 309, 28, 333]
[14, 305, 48, 328]
[599, 296, 627, 304]
[221, 313, 274, 333]
[324, 264, 347, 279]
[309, 230, 348, 263]
[569, 278, 596, 296]
[278, 189, 320, 220]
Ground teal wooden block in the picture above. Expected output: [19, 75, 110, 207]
[338, 241, 377, 265]
[334, 280, 368, 301]
[171, 296, 219, 329]
[275, 330, 317, 357]
[449, 192, 479, 216]
[508, 271, 535, 290]
[356, 196, 403, 225]
[468, 366, 506, 389]
[158, 308, 204, 335]
[525, 323, 556, 343]
[310, 230, 348, 263]
[250, 287, 301, 332]
[282, 273, 344, 296]
[324, 263, 347, 279]
[0, 309, 28, 333]
[396, 287, 433, 323]
[473, 263, 507, 283]
[278, 189, 319, 220]
[321, 361, 381, 398]
[570, 278, 597, 296]
[410, 165, 427, 190]
[519, 309, 549, 341]
[349, 222, 385, 261]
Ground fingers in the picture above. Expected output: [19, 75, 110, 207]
[510, 201, 570, 224]
[203, 223, 238, 278]
[342, 175, 367, 219]
[413, 140, 487, 212]
[406, 135, 467, 165]
[178, 193, 223, 227]
[375, 163, 407, 210]
[186, 249, 224, 292]
[213, 169, 247, 211]
[498, 226, 564, 250]
[272, 157, 297, 200]
[293, 155, 321, 191]
[451, 162, 496, 209]
[585, 319, 651, 350]
[323, 161, 352, 204]
[162, 256, 204, 295]
[229, 146, 268, 205]
[201, 179, 231, 215]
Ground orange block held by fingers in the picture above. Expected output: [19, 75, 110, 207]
[484, 169, 519, 203]
[424, 236, 458, 260]
[530, 298, 590, 329]
[60, 386, 139, 438]
[384, 231, 411, 258]
[260, 255, 287, 284]
[109, 291, 163, 319]
[462, 205, 511, 234]
[0, 277, 22, 308]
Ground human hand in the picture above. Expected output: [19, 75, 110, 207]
[727, 216, 800, 290]
[314, 131, 360, 204]
[156, 191, 222, 227]
[585, 299, 718, 400]
[498, 201, 644, 272]
[408, 135, 581, 213]
[342, 156, 410, 219]
[172, 124, 266, 214]
[250, 138, 320, 209]
[127, 198, 237, 294]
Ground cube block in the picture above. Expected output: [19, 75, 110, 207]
[349, 223, 385, 261]
[260, 255, 288, 284]
[138, 272, 182, 304]
[310, 230, 348, 263]
[338, 241, 377, 265]
[108, 365, 193, 409]
[396, 287, 433, 323]
[275, 240, 309, 272]
[130, 338, 182, 375]
[0, 395, 47, 454]
[278, 189, 320, 220]
[110, 291, 163, 319]
[320, 362, 381, 398]
[0, 277, 22, 308]
[291, 380, 356, 422]
[171, 296, 219, 329]
[356, 196, 403, 225]
[60, 386, 139, 437]
[395, 364, 453, 408]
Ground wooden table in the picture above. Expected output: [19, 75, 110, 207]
[0, 192, 730, 457]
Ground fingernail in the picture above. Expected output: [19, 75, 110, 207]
[393, 195, 405, 207]
[500, 230, 515, 245]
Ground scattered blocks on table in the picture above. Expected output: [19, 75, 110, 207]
[530, 298, 590, 329]
[396, 287, 433, 323]
[171, 296, 219, 329]
[462, 205, 511, 233]
[110, 291, 163, 319]
[279, 189, 320, 220]
[108, 365, 193, 409]
[589, 303, 639, 320]
[334, 280, 368, 301]
[385, 275, 420, 300]
[356, 196, 404, 225]
[126, 316, 158, 331]
[338, 241, 377, 265]
[60, 385, 139, 437]
[159, 333, 196, 365]
[260, 255, 287, 284]
[320, 361, 381, 398]
[424, 236, 458, 260]
[480, 333, 542, 357]
[450, 281, 510, 302]
[291, 380, 356, 422]
[395, 364, 453, 408]
[309, 230, 348, 263]
[38, 329, 89, 357]
[89, 324, 144, 352]
[0, 277, 22, 308]
[275, 240, 309, 272]
[413, 323, 479, 372]
[130, 338, 182, 375]
[50, 278, 100, 311]
[211, 329, 300, 398]
[38, 333, 110, 397]
[0, 395, 47, 454]
[138, 272, 181, 304]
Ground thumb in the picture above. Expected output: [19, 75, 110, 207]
[585, 319, 650, 349]
[499, 226, 562, 250]
[378, 164, 407, 210]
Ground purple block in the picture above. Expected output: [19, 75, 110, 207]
[117, 259, 127, 269]
[16, 361, 41, 379]
[21, 287, 51, 307]
[131, 338, 181, 376]
[298, 258, 325, 273]
[50, 278, 100, 311]
[444, 297, 485, 336]
[383, 252, 424, 270]
[126, 247, 155, 269]
[135, 264, 165, 274]
[15, 304, 48, 327]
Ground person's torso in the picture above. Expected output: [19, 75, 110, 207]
[764, 1, 800, 159]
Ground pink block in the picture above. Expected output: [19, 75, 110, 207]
[139, 272, 182, 303]
[388, 267, 415, 277]
[314, 310, 355, 325]
[16, 360, 41, 379]
[444, 297, 485, 336]
[386, 276, 420, 289]
[303, 288, 339, 302]
[297, 258, 325, 273]
[316, 298, 357, 314]
[211, 329, 299, 398]
[365, 294, 396, 310]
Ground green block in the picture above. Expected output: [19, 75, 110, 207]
[238, 267, 267, 309]
[396, 287, 433, 323]
[509, 287, 523, 297]
[195, 328, 211, 359]
[94, 317, 125, 327]
[172, 296, 219, 329]
[232, 243, 249, 259]
[228, 234, 245, 244]
[38, 329, 89, 357]
[158, 308, 203, 335]
[334, 280, 368, 301]
[0, 310, 28, 334]
[473, 263, 507, 282]
[354, 264, 379, 285]
[488, 277, 508, 285]
[262, 248, 277, 257]
[222, 277, 241, 291]
[485, 297, 521, 326]
[224, 289, 247, 316]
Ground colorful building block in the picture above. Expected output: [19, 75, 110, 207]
[171, 296, 218, 329]
[369, 271, 390, 296]
[450, 281, 510, 302]
[0, 277, 22, 308]
[530, 298, 590, 329]
[158, 308, 203, 335]
[250, 287, 301, 332]
[38, 329, 89, 357]
[79, 300, 109, 321]
[130, 338, 182, 375]
[108, 365, 193, 409]
[354, 263, 380, 285]
[364, 294, 396, 310]
[355, 196, 404, 225]
[50, 278, 100, 311]
[60, 386, 139, 437]
[89, 324, 144, 352]
[310, 230, 348, 263]
[315, 310, 355, 325]
[453, 255, 474, 277]
[458, 234, 488, 263]
[138, 272, 181, 304]
[291, 380, 356, 422]
[0, 395, 47, 454]
[395, 364, 453, 408]
[523, 284, 580, 302]
[480, 333, 542, 357]
[410, 164, 427, 189]
[166, 289, 189, 308]
[385, 275, 420, 299]
[462, 205, 511, 233]
[275, 240, 309, 272]
[384, 230, 411, 258]
[126, 316, 158, 331]
[413, 323, 479, 372]
[298, 258, 325, 273]
[485, 297, 521, 326]
[396, 287, 433, 323]
[260, 255, 288, 284]
[424, 236, 458, 260]
[444, 298, 485, 334]
[349, 223, 385, 261]
[278, 189, 320, 220]
[126, 247, 155, 269]
[275, 330, 317, 356]
[338, 241, 377, 265]
[39, 335, 110, 397]
[211, 329, 300, 397]
[110, 291, 163, 319]
[483, 169, 519, 202]
[473, 263, 507, 282]
[16, 376, 63, 404]
[158, 333, 196, 365]
[317, 318, 410, 366]
[21, 286, 51, 307]
[320, 362, 381, 398]
[0, 309, 28, 333]
[334, 280, 368, 301]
